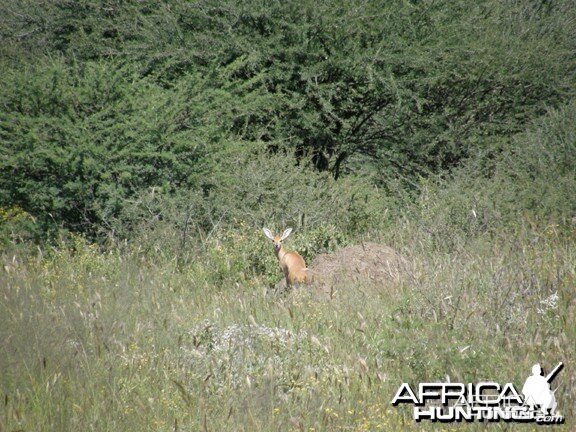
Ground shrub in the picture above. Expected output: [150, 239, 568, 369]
[405, 102, 576, 250]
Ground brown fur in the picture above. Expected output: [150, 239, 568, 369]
[277, 246, 308, 286]
[263, 228, 308, 287]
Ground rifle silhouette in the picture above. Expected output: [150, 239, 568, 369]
[545, 362, 564, 384]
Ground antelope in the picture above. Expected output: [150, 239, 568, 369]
[263, 227, 308, 287]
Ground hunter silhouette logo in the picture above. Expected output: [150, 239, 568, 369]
[522, 362, 562, 416]
[391, 362, 565, 424]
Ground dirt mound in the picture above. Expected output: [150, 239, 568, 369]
[308, 242, 405, 293]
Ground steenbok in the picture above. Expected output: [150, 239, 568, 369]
[263, 227, 308, 287]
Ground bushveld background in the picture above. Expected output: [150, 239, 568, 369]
[0, 0, 575, 431]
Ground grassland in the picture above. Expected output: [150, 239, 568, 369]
[1, 220, 574, 431]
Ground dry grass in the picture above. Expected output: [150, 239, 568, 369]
[0, 224, 574, 431]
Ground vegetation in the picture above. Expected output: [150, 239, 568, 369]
[1, 0, 575, 430]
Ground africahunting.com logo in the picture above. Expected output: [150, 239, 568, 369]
[391, 362, 565, 424]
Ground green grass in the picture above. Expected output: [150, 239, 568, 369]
[1, 222, 574, 431]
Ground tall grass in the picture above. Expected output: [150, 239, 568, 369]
[1, 219, 574, 431]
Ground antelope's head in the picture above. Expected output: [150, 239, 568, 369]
[262, 227, 293, 253]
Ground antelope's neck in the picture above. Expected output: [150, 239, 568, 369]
[276, 246, 286, 261]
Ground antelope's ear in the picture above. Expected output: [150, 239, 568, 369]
[262, 228, 275, 240]
[280, 227, 293, 241]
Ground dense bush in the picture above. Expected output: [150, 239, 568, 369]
[1, 0, 575, 243]
[0, 59, 207, 237]
[117, 149, 387, 266]
[407, 102, 576, 249]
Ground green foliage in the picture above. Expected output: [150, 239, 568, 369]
[0, 58, 206, 237]
[114, 150, 382, 287]
[1, 0, 575, 242]
[113, 148, 389, 261]
[0, 206, 40, 247]
[491, 102, 576, 223]
[405, 102, 576, 249]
